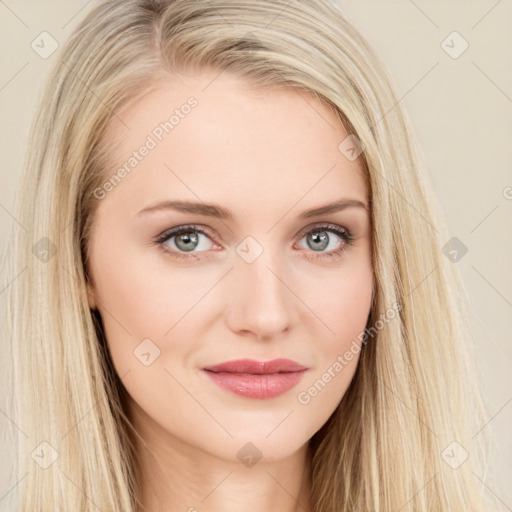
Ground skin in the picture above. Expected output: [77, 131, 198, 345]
[86, 69, 373, 512]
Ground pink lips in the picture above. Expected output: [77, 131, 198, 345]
[202, 358, 307, 399]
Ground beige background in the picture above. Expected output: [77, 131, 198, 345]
[1, 0, 511, 509]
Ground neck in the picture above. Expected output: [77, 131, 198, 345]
[127, 399, 313, 512]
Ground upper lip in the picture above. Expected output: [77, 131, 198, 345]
[203, 358, 307, 374]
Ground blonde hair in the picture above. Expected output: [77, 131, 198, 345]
[2, 0, 501, 510]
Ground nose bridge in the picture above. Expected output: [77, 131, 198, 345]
[227, 237, 294, 339]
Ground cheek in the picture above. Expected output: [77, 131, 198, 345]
[307, 254, 373, 343]
[90, 243, 210, 339]
[90, 241, 223, 388]
[332, 281, 373, 342]
[88, 226, 374, 455]
[90, 250, 206, 431]
[293, 259, 373, 427]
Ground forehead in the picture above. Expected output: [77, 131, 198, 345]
[97, 70, 368, 219]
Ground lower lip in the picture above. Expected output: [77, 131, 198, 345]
[203, 369, 307, 399]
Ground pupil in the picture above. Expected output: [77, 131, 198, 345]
[308, 231, 328, 251]
[176, 231, 198, 252]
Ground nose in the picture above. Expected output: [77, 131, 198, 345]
[225, 248, 295, 341]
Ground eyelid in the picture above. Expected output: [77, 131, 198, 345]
[295, 221, 349, 239]
[155, 222, 353, 260]
[156, 222, 350, 244]
[155, 223, 219, 244]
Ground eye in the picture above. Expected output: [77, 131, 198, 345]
[154, 223, 354, 261]
[295, 223, 354, 260]
[155, 224, 218, 260]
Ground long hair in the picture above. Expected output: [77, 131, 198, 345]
[2, 0, 500, 510]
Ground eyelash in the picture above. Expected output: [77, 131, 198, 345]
[154, 223, 354, 261]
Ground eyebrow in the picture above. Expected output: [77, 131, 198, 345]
[135, 198, 369, 220]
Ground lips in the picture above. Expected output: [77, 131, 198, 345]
[203, 358, 307, 374]
[202, 358, 308, 399]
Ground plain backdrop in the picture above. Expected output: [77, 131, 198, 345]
[1, 0, 511, 509]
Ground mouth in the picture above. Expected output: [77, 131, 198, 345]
[202, 358, 308, 399]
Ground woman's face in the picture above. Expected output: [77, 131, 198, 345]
[86, 70, 373, 463]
